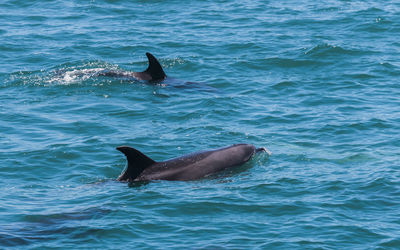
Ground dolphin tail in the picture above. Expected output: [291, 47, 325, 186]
[116, 146, 156, 181]
[143, 52, 166, 81]
[256, 147, 272, 155]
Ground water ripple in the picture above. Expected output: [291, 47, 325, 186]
[1, 0, 400, 248]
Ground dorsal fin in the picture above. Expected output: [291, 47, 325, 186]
[116, 146, 156, 181]
[143, 52, 166, 81]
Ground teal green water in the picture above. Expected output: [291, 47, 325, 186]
[1, 0, 400, 248]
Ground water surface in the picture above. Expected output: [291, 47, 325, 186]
[1, 0, 399, 248]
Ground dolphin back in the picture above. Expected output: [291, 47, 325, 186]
[116, 144, 270, 182]
[116, 146, 156, 181]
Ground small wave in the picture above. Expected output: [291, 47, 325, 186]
[260, 57, 320, 69]
[333, 153, 377, 165]
[22, 206, 111, 224]
[280, 152, 376, 166]
[0, 232, 30, 247]
[379, 238, 400, 249]
[353, 7, 386, 15]
[270, 57, 319, 68]
[318, 118, 394, 136]
[355, 18, 394, 33]
[304, 43, 365, 58]
[359, 177, 399, 195]
[342, 73, 378, 79]
[271, 80, 298, 90]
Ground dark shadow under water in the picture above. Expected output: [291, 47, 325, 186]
[0, 206, 111, 247]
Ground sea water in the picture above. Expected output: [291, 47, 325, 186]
[0, 0, 399, 248]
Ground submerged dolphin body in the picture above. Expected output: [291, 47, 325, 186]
[99, 52, 167, 82]
[116, 144, 268, 182]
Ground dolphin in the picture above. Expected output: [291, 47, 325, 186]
[99, 52, 215, 90]
[116, 144, 269, 182]
[98, 52, 166, 82]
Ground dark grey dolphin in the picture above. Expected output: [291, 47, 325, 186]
[99, 52, 166, 82]
[96, 52, 217, 91]
[116, 144, 268, 182]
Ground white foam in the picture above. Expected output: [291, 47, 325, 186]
[48, 68, 106, 84]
